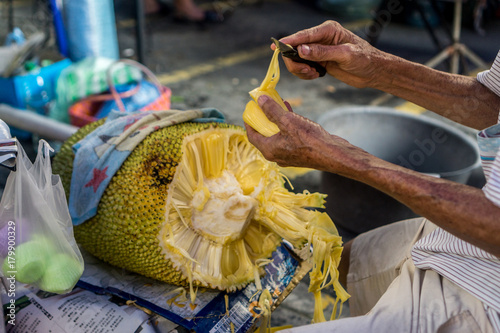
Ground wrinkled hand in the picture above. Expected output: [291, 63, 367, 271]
[274, 20, 384, 88]
[245, 95, 368, 175]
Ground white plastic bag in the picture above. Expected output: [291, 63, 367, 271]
[0, 139, 83, 294]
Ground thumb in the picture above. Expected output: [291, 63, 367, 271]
[258, 94, 285, 123]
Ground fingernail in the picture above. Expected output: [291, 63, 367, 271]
[300, 44, 310, 56]
[284, 100, 293, 112]
[258, 95, 270, 104]
[300, 67, 310, 74]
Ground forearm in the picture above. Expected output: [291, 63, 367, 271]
[247, 93, 500, 256]
[370, 53, 500, 129]
[318, 144, 500, 256]
[282, 21, 500, 128]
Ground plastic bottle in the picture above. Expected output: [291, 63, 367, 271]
[5, 27, 25, 46]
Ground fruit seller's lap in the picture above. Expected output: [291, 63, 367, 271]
[339, 218, 494, 333]
[347, 217, 426, 316]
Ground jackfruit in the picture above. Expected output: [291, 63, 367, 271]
[53, 119, 349, 320]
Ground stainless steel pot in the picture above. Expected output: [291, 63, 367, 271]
[316, 106, 482, 237]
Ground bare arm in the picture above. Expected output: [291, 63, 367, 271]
[245, 95, 500, 257]
[278, 21, 500, 129]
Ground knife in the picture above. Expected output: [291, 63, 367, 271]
[271, 37, 326, 77]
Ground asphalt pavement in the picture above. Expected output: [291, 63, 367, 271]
[115, 0, 500, 126]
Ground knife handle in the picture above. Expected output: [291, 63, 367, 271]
[282, 50, 327, 77]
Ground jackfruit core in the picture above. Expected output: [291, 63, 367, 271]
[190, 170, 255, 242]
[158, 127, 288, 292]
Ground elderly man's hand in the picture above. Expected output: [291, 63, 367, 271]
[244, 95, 367, 175]
[275, 21, 386, 89]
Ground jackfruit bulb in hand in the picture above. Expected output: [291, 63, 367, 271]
[243, 49, 288, 137]
[53, 119, 349, 320]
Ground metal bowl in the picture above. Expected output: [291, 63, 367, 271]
[316, 106, 481, 237]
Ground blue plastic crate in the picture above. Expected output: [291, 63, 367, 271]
[0, 58, 72, 139]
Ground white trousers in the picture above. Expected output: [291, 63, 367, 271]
[283, 218, 494, 333]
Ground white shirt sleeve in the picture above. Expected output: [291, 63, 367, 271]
[476, 50, 500, 207]
[477, 50, 500, 97]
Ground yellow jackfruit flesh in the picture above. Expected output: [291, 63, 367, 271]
[243, 46, 317, 202]
[243, 49, 287, 137]
[53, 119, 349, 320]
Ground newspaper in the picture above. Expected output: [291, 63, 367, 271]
[1, 286, 155, 333]
[77, 243, 301, 332]
[1, 243, 302, 332]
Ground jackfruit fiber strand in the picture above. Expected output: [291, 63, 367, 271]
[52, 120, 349, 323]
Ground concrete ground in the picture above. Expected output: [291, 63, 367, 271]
[1, 0, 500, 329]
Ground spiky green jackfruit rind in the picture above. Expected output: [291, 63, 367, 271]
[53, 121, 246, 288]
[53, 120, 344, 309]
